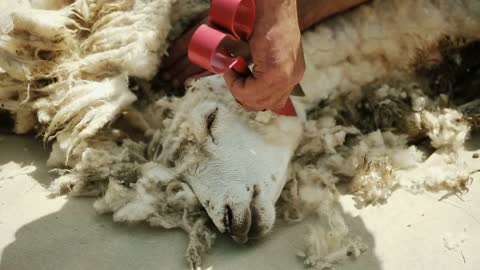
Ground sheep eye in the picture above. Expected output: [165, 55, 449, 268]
[206, 108, 218, 141]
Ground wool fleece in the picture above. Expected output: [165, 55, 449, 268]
[0, 0, 480, 269]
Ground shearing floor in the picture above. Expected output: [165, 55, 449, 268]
[0, 134, 479, 270]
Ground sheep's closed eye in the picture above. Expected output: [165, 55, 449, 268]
[206, 108, 218, 143]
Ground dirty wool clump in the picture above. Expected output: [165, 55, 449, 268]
[1, 0, 480, 269]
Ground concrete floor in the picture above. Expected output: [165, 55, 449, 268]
[0, 134, 479, 270]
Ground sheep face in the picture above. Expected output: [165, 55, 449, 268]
[157, 76, 302, 243]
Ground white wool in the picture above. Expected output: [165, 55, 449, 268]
[300, 223, 367, 270]
[169, 0, 209, 41]
[9, 8, 77, 41]
[0, 0, 181, 146]
[30, 0, 71, 9]
[1, 0, 479, 269]
[296, 113, 360, 156]
[279, 171, 368, 268]
[61, 0, 174, 80]
[46, 137, 67, 167]
[0, 46, 57, 81]
[350, 156, 397, 207]
[397, 151, 470, 193]
[36, 75, 137, 154]
[420, 109, 470, 149]
[94, 180, 136, 214]
[0, 5, 81, 80]
[47, 172, 82, 196]
[299, 0, 480, 109]
[48, 134, 146, 195]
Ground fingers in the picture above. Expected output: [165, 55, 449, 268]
[224, 70, 292, 111]
[224, 70, 262, 111]
[224, 69, 248, 99]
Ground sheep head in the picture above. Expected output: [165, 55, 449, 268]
[154, 76, 303, 243]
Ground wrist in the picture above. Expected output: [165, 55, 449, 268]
[254, 0, 298, 32]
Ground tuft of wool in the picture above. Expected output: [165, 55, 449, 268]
[60, 0, 174, 80]
[300, 223, 367, 270]
[350, 157, 397, 207]
[397, 151, 471, 193]
[420, 109, 470, 149]
[279, 166, 368, 268]
[35, 75, 137, 156]
[168, 0, 209, 41]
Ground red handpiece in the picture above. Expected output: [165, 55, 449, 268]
[188, 0, 297, 116]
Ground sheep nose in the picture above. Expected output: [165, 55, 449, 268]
[223, 205, 252, 244]
[222, 193, 272, 243]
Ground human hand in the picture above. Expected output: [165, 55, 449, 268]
[224, 0, 304, 111]
[160, 0, 369, 97]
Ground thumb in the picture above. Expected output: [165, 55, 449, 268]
[224, 69, 252, 105]
[224, 70, 260, 111]
[224, 69, 247, 93]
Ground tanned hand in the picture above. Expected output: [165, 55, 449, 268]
[223, 0, 304, 111]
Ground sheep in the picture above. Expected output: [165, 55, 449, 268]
[142, 0, 480, 266]
[1, 0, 480, 269]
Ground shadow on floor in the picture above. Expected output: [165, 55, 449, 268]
[0, 135, 382, 270]
[0, 134, 52, 187]
[0, 198, 192, 270]
[465, 131, 480, 152]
